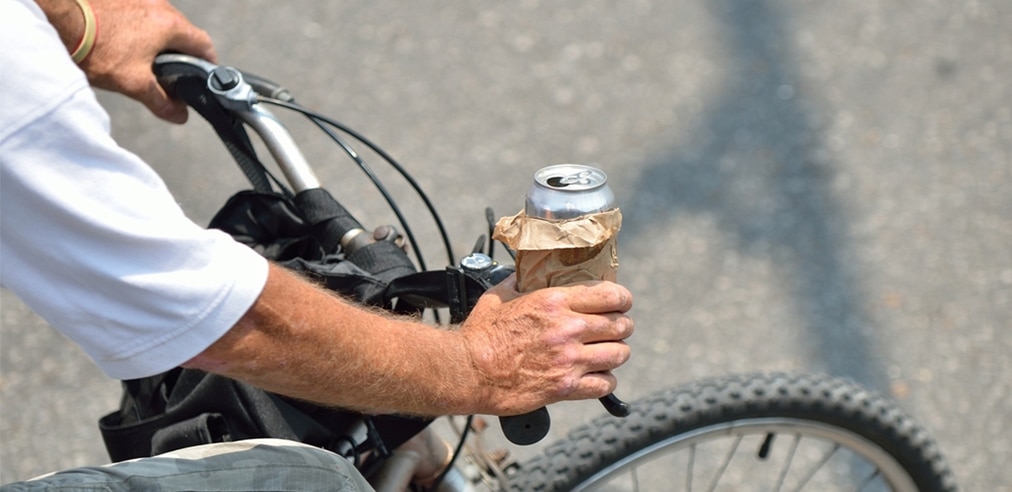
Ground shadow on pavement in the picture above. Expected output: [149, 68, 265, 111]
[622, 0, 886, 390]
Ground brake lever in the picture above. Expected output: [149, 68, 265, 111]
[599, 394, 631, 417]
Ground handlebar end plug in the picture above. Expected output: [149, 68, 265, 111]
[500, 407, 551, 446]
[210, 67, 241, 91]
[207, 66, 255, 110]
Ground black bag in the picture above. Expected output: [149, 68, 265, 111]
[211, 189, 416, 307]
[98, 190, 428, 462]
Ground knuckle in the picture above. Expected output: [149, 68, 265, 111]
[618, 316, 634, 338]
[602, 345, 629, 369]
[538, 289, 569, 310]
[558, 344, 581, 369]
[616, 345, 631, 366]
[590, 375, 616, 397]
[557, 374, 580, 398]
[615, 287, 633, 311]
[603, 287, 624, 306]
[593, 285, 629, 312]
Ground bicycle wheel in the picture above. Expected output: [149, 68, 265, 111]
[510, 372, 957, 492]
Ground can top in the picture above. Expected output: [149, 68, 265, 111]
[526, 164, 614, 219]
[534, 164, 608, 191]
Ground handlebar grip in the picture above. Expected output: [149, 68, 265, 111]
[499, 407, 551, 446]
[154, 54, 292, 103]
[153, 55, 214, 98]
[499, 393, 630, 446]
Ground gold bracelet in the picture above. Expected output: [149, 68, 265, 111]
[70, 0, 97, 63]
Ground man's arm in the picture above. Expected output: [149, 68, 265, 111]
[185, 263, 634, 417]
[35, 0, 217, 124]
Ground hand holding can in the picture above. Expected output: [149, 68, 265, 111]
[492, 164, 630, 445]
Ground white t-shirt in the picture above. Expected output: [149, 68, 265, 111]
[0, 0, 269, 379]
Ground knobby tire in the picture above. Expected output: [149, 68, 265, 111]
[509, 372, 956, 492]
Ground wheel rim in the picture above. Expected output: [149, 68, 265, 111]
[572, 417, 920, 492]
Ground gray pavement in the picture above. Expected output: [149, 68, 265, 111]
[2, 1, 1009, 489]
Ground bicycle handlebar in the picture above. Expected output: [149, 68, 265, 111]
[154, 53, 372, 254]
[155, 54, 322, 191]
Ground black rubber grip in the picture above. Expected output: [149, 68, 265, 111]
[499, 406, 551, 446]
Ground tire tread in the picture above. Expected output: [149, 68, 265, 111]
[509, 372, 957, 492]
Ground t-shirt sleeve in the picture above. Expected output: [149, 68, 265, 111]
[0, 0, 269, 379]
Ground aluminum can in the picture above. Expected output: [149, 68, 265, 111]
[524, 164, 614, 220]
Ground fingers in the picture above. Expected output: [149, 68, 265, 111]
[165, 20, 218, 63]
[577, 311, 635, 344]
[463, 276, 634, 413]
[96, 67, 188, 124]
[142, 7, 217, 124]
[143, 82, 189, 124]
[480, 274, 522, 305]
[579, 340, 631, 374]
[564, 371, 619, 401]
[553, 281, 633, 315]
[141, 11, 216, 123]
[561, 339, 629, 400]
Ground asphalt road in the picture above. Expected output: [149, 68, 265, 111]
[2, 1, 1009, 489]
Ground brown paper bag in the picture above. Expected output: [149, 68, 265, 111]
[492, 208, 622, 293]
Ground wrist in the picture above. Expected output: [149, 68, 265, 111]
[451, 329, 494, 415]
[36, 0, 96, 63]
[36, 0, 82, 49]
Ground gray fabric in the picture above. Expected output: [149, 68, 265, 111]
[2, 439, 374, 491]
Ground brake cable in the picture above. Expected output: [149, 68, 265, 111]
[257, 96, 456, 270]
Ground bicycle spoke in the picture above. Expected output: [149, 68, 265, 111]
[857, 468, 881, 490]
[518, 374, 952, 492]
[789, 443, 840, 492]
[772, 433, 801, 492]
[705, 434, 743, 492]
[687, 442, 696, 492]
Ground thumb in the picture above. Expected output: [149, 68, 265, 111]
[481, 274, 522, 306]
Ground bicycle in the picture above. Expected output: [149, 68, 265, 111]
[108, 53, 957, 492]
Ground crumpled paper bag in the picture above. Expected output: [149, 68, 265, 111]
[492, 208, 621, 293]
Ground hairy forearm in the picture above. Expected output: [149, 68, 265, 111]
[186, 259, 634, 418]
[185, 263, 483, 416]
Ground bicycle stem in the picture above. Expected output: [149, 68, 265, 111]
[203, 64, 322, 193]
[199, 61, 372, 254]
[235, 106, 321, 192]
